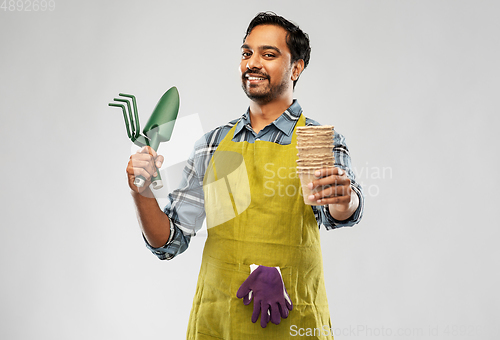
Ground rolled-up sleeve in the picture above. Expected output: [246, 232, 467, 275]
[143, 221, 191, 260]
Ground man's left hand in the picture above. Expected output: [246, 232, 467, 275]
[308, 167, 359, 220]
[307, 167, 350, 205]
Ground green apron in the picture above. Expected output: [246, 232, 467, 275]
[186, 114, 333, 339]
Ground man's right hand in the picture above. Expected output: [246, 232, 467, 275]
[126, 146, 164, 195]
[126, 146, 171, 248]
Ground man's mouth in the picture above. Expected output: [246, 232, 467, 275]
[246, 76, 267, 81]
[244, 73, 269, 83]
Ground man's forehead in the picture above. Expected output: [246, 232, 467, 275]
[242, 24, 288, 50]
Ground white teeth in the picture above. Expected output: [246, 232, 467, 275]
[247, 76, 266, 80]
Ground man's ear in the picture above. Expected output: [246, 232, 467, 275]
[291, 59, 305, 81]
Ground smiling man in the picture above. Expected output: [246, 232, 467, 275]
[126, 12, 364, 339]
[241, 25, 296, 105]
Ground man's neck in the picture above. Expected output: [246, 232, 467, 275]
[248, 98, 293, 134]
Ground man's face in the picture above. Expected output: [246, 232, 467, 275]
[240, 24, 295, 104]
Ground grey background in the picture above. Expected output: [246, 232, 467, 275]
[1, 0, 499, 339]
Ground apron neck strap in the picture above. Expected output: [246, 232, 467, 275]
[291, 114, 306, 145]
[227, 112, 306, 143]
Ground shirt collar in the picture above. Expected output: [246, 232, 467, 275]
[234, 99, 303, 137]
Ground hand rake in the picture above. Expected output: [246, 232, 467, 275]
[109, 86, 180, 189]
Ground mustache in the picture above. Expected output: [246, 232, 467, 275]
[242, 69, 269, 80]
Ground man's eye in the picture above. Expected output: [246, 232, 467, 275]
[264, 53, 276, 58]
[242, 52, 251, 58]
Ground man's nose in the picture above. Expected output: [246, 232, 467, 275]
[246, 54, 262, 70]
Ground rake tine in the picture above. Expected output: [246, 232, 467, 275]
[119, 94, 140, 139]
[113, 98, 137, 138]
[108, 102, 133, 139]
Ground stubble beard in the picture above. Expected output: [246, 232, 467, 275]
[241, 71, 291, 105]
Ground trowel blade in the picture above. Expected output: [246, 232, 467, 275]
[143, 86, 180, 142]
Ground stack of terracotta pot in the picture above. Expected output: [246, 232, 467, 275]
[296, 125, 335, 205]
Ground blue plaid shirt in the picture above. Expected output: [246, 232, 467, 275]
[145, 100, 364, 260]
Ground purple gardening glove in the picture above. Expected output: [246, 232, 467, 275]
[236, 264, 293, 328]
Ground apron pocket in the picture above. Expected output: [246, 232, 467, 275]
[196, 256, 294, 339]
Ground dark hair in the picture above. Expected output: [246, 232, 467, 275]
[243, 12, 311, 88]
